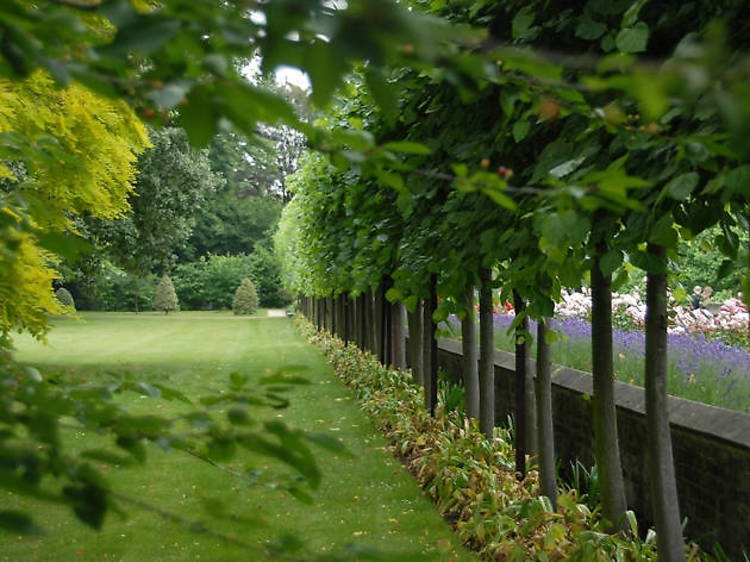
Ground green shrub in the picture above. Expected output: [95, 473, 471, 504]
[173, 252, 289, 310]
[232, 278, 259, 315]
[153, 275, 179, 314]
[55, 287, 75, 310]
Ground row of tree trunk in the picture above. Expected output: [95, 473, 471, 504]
[298, 251, 684, 559]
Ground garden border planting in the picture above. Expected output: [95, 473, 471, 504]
[301, 319, 715, 560]
[433, 337, 750, 559]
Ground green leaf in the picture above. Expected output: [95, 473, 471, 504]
[600, 250, 623, 276]
[178, 86, 218, 146]
[665, 172, 699, 200]
[724, 165, 750, 195]
[622, 0, 648, 28]
[382, 141, 432, 155]
[100, 16, 180, 56]
[365, 67, 398, 126]
[512, 120, 531, 142]
[0, 511, 45, 535]
[305, 41, 348, 107]
[615, 22, 649, 53]
[575, 19, 607, 41]
[512, 7, 536, 40]
[648, 213, 677, 247]
[136, 382, 162, 398]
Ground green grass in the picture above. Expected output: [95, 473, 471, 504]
[4, 312, 473, 561]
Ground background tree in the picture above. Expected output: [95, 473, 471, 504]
[233, 278, 260, 315]
[153, 275, 179, 315]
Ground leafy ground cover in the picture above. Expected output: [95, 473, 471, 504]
[302, 319, 713, 561]
[4, 312, 472, 561]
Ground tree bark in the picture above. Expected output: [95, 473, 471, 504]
[478, 267, 495, 439]
[366, 288, 374, 354]
[393, 302, 407, 370]
[461, 282, 480, 419]
[591, 247, 628, 532]
[383, 281, 393, 367]
[513, 292, 537, 477]
[408, 301, 424, 385]
[331, 294, 337, 336]
[423, 275, 438, 415]
[645, 243, 685, 561]
[359, 293, 366, 351]
[374, 285, 384, 363]
[536, 317, 557, 510]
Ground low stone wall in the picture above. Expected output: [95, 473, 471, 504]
[432, 338, 750, 558]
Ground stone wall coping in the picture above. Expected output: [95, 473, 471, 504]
[437, 337, 750, 450]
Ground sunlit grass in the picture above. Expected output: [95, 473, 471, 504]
[4, 313, 473, 561]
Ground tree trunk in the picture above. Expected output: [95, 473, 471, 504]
[591, 247, 628, 532]
[358, 293, 366, 351]
[374, 285, 384, 363]
[383, 282, 393, 367]
[478, 267, 495, 439]
[316, 297, 322, 331]
[536, 317, 557, 510]
[461, 282, 480, 419]
[393, 302, 406, 370]
[424, 275, 438, 415]
[513, 292, 537, 477]
[343, 293, 350, 345]
[408, 301, 424, 385]
[135, 293, 140, 314]
[645, 243, 685, 561]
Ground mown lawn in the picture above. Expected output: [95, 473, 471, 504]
[5, 312, 473, 561]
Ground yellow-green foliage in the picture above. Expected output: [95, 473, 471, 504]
[0, 71, 150, 340]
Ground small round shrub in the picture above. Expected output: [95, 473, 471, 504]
[55, 287, 75, 310]
[153, 275, 179, 314]
[233, 278, 259, 315]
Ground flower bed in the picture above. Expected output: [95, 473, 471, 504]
[298, 318, 711, 561]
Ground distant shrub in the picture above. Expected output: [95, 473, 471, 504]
[153, 275, 179, 314]
[55, 287, 75, 310]
[232, 278, 259, 315]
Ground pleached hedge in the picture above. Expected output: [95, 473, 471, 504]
[298, 318, 711, 561]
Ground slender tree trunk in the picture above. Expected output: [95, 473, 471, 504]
[343, 293, 350, 345]
[514, 291, 528, 477]
[591, 247, 628, 532]
[478, 267, 495, 439]
[374, 285, 384, 363]
[331, 294, 337, 336]
[536, 317, 557, 510]
[424, 275, 438, 415]
[392, 302, 407, 370]
[135, 293, 140, 314]
[645, 243, 685, 561]
[369, 288, 378, 354]
[383, 282, 392, 366]
[408, 301, 424, 385]
[316, 298, 322, 331]
[462, 282, 480, 419]
[358, 294, 366, 351]
[513, 292, 537, 478]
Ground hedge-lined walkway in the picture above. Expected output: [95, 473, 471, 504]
[7, 313, 472, 561]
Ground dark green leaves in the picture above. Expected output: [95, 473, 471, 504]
[665, 172, 699, 200]
[616, 23, 649, 54]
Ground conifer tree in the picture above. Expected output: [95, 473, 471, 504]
[233, 278, 259, 315]
[153, 275, 179, 314]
